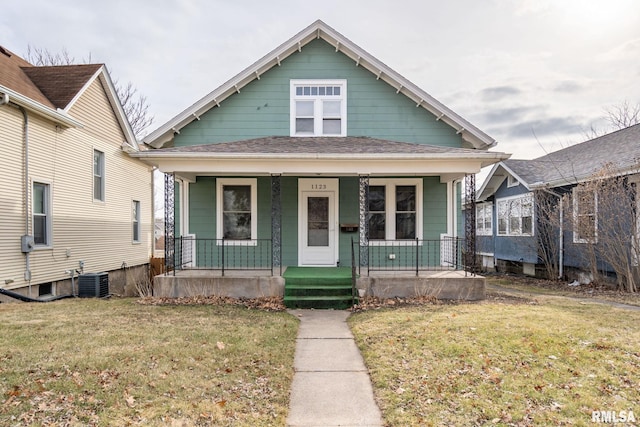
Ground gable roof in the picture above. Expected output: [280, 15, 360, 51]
[0, 45, 137, 148]
[478, 123, 640, 199]
[143, 20, 498, 150]
[22, 64, 102, 109]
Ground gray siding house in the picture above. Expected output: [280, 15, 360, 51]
[134, 20, 509, 305]
[477, 124, 640, 286]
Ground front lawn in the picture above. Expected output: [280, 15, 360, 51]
[0, 298, 298, 426]
[349, 297, 640, 426]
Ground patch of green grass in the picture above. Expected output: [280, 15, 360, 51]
[349, 299, 640, 426]
[0, 298, 298, 426]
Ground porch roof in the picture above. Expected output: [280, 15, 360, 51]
[134, 136, 509, 178]
[132, 136, 509, 178]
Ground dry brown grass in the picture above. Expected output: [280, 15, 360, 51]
[350, 295, 640, 426]
[0, 297, 297, 426]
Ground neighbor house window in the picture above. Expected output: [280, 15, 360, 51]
[497, 193, 533, 236]
[290, 80, 346, 136]
[93, 149, 105, 201]
[476, 203, 493, 236]
[216, 178, 257, 242]
[368, 179, 422, 241]
[132, 200, 141, 242]
[573, 187, 597, 243]
[33, 182, 51, 246]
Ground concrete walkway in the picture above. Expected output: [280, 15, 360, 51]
[286, 309, 383, 427]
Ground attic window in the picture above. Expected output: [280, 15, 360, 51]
[290, 80, 346, 137]
[507, 176, 519, 188]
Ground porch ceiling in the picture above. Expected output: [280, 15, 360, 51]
[134, 136, 510, 177]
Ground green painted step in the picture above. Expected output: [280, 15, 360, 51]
[283, 267, 356, 309]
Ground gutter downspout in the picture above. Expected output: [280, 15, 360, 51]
[1, 93, 33, 294]
[541, 188, 563, 279]
[19, 105, 32, 293]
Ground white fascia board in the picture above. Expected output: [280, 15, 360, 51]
[477, 161, 529, 201]
[60, 66, 138, 149]
[143, 20, 498, 150]
[498, 163, 532, 191]
[0, 84, 82, 128]
[131, 156, 501, 177]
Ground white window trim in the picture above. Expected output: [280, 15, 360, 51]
[368, 178, 423, 246]
[496, 193, 534, 237]
[476, 202, 493, 236]
[572, 187, 598, 244]
[290, 79, 347, 137]
[132, 200, 141, 244]
[93, 148, 105, 202]
[507, 175, 519, 188]
[32, 179, 53, 249]
[216, 178, 258, 246]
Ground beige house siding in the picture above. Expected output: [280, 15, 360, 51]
[0, 106, 28, 289]
[0, 79, 152, 293]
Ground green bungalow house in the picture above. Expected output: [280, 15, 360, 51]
[134, 20, 509, 307]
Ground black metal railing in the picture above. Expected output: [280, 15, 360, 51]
[173, 237, 275, 276]
[353, 237, 467, 276]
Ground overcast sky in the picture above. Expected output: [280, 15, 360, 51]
[3, 0, 640, 164]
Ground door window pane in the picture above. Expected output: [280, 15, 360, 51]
[308, 197, 329, 246]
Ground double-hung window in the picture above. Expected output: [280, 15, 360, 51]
[476, 203, 493, 235]
[132, 200, 141, 243]
[496, 193, 533, 236]
[33, 182, 51, 246]
[368, 179, 422, 242]
[290, 80, 346, 136]
[216, 178, 257, 243]
[573, 187, 597, 243]
[93, 149, 105, 201]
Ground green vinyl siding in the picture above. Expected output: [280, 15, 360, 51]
[424, 176, 448, 239]
[185, 176, 451, 269]
[189, 177, 216, 239]
[365, 177, 448, 269]
[174, 39, 462, 148]
[338, 177, 359, 265]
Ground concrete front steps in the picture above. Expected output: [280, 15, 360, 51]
[283, 267, 356, 309]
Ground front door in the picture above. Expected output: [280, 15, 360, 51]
[299, 179, 338, 266]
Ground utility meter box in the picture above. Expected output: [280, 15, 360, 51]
[21, 235, 35, 253]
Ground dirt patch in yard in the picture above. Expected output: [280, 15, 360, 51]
[487, 273, 640, 307]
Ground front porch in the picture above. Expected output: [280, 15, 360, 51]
[153, 267, 485, 302]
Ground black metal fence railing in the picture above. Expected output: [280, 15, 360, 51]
[353, 237, 467, 276]
[173, 237, 275, 276]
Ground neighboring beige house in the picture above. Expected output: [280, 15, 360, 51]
[0, 46, 152, 300]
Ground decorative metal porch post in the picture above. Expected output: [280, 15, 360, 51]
[359, 175, 370, 268]
[464, 173, 477, 273]
[164, 172, 175, 274]
[271, 174, 282, 275]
